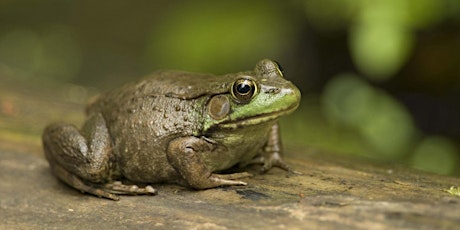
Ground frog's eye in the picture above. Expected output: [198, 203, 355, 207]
[231, 78, 258, 104]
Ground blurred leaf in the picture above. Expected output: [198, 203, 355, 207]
[303, 0, 452, 81]
[303, 0, 357, 30]
[357, 92, 417, 159]
[350, 24, 414, 81]
[0, 25, 81, 82]
[0, 29, 41, 76]
[322, 74, 374, 126]
[35, 25, 81, 81]
[410, 136, 459, 175]
[144, 0, 297, 73]
[323, 75, 417, 159]
[406, 0, 444, 28]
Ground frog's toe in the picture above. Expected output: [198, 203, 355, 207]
[214, 172, 253, 180]
[75, 183, 121, 201]
[94, 190, 121, 200]
[259, 153, 301, 175]
[209, 177, 247, 186]
[288, 169, 303, 175]
[261, 161, 273, 173]
[102, 181, 158, 195]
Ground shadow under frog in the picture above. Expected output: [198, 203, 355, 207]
[42, 59, 301, 200]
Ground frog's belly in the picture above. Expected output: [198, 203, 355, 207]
[113, 125, 272, 183]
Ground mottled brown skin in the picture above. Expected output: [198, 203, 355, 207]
[42, 59, 301, 200]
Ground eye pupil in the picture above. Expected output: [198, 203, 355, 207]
[231, 78, 257, 103]
[237, 83, 251, 94]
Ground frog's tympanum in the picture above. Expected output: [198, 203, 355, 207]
[42, 59, 301, 200]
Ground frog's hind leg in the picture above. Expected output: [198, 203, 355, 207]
[50, 163, 157, 200]
[43, 114, 158, 200]
[43, 114, 113, 182]
[43, 113, 120, 199]
[51, 162, 121, 200]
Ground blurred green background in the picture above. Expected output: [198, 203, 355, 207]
[1, 0, 460, 176]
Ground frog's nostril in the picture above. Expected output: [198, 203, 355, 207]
[264, 87, 281, 94]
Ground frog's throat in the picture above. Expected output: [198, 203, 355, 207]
[217, 103, 299, 129]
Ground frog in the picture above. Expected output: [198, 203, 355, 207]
[42, 59, 301, 200]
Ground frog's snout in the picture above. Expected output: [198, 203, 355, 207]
[282, 83, 301, 110]
[291, 84, 301, 102]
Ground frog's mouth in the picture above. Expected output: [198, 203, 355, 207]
[218, 103, 299, 129]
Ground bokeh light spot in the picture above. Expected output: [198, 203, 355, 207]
[410, 136, 459, 175]
[0, 25, 81, 82]
[323, 75, 417, 159]
[144, 1, 296, 73]
[350, 25, 413, 81]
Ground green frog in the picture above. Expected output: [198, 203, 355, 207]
[42, 59, 301, 200]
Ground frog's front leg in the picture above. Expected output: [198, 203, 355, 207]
[252, 123, 300, 174]
[42, 113, 156, 200]
[167, 137, 250, 189]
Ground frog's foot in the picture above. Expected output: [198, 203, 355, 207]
[51, 164, 157, 201]
[250, 153, 302, 175]
[102, 181, 157, 195]
[51, 163, 121, 201]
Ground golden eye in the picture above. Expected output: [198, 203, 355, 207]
[231, 78, 258, 103]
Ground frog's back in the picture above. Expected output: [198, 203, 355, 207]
[86, 70, 217, 146]
[96, 71, 231, 104]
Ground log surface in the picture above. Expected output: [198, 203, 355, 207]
[1, 148, 460, 229]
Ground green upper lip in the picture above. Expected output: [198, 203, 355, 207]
[218, 102, 299, 128]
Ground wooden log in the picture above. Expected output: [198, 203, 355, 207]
[1, 75, 459, 229]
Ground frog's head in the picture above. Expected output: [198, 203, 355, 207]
[203, 59, 301, 131]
